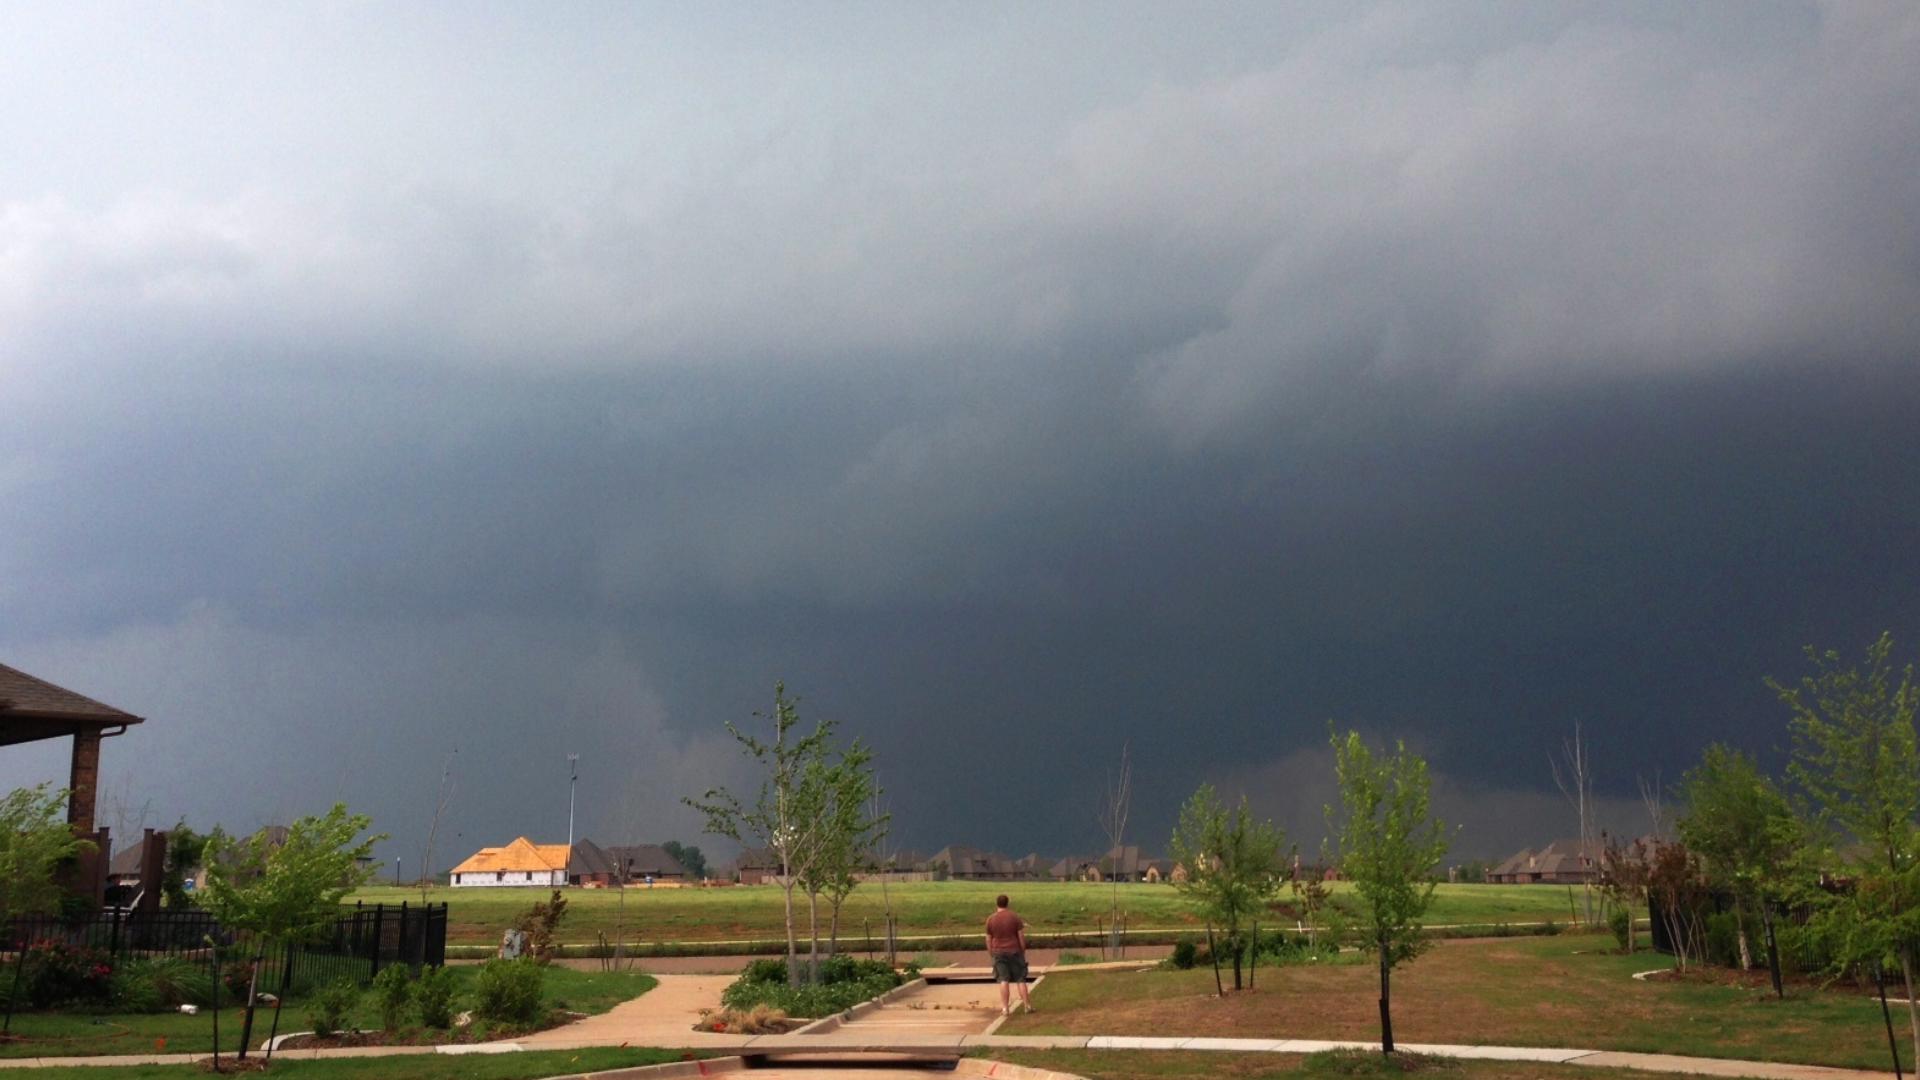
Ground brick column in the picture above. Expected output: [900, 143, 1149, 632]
[68, 728, 102, 831]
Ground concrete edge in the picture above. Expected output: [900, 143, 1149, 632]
[788, 976, 929, 1035]
[981, 973, 1047, 1036]
[576, 1056, 749, 1079]
[954, 1057, 1092, 1080]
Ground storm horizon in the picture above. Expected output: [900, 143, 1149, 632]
[4, 2, 1918, 870]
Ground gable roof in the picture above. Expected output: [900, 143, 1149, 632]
[452, 837, 571, 875]
[0, 663, 143, 746]
[568, 838, 616, 877]
[607, 844, 689, 878]
[109, 841, 148, 877]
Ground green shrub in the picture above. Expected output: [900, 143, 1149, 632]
[719, 954, 903, 1018]
[307, 977, 361, 1039]
[372, 965, 413, 1031]
[1540, 919, 1563, 937]
[415, 964, 458, 1028]
[741, 957, 789, 984]
[1704, 912, 1741, 968]
[1608, 908, 1632, 951]
[1056, 951, 1098, 965]
[24, 940, 116, 1008]
[109, 968, 164, 1013]
[1170, 940, 1197, 969]
[472, 958, 545, 1024]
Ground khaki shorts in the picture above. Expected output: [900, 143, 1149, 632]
[991, 952, 1028, 983]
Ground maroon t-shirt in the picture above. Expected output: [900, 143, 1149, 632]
[986, 909, 1026, 955]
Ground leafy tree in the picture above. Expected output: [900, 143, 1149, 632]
[0, 785, 92, 923]
[685, 682, 836, 982]
[799, 742, 886, 966]
[662, 841, 708, 881]
[1677, 743, 1809, 997]
[203, 804, 383, 1059]
[1167, 783, 1285, 990]
[1776, 633, 1920, 1061]
[1328, 729, 1449, 1056]
[161, 822, 210, 909]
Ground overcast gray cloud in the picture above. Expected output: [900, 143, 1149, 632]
[4, 2, 1918, 865]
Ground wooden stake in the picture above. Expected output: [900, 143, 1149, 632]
[1205, 921, 1224, 996]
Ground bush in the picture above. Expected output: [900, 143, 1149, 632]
[415, 964, 458, 1028]
[24, 940, 115, 1008]
[372, 965, 413, 1031]
[740, 957, 789, 984]
[109, 968, 164, 1013]
[306, 977, 361, 1039]
[1704, 912, 1741, 968]
[1608, 908, 1632, 951]
[472, 958, 545, 1025]
[1170, 940, 1197, 969]
[719, 954, 904, 1018]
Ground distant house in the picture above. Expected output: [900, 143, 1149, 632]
[451, 837, 571, 887]
[925, 845, 1036, 880]
[1489, 838, 1602, 885]
[606, 844, 691, 884]
[567, 839, 619, 887]
[1052, 846, 1160, 883]
[732, 847, 784, 885]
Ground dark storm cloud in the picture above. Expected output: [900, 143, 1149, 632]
[4, 3, 1919, 864]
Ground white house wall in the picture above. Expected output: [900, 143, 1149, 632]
[451, 870, 566, 887]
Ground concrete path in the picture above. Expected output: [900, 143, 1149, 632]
[515, 974, 741, 1049]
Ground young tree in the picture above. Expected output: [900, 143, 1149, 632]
[1097, 743, 1133, 956]
[203, 804, 383, 1059]
[1776, 633, 1920, 1060]
[1167, 783, 1285, 991]
[1677, 744, 1808, 996]
[0, 784, 93, 923]
[799, 741, 885, 968]
[1328, 730, 1449, 1056]
[685, 682, 835, 983]
[1552, 721, 1599, 924]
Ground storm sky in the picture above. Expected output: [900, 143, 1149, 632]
[4, 2, 1919, 869]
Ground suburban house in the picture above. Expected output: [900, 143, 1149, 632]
[1489, 838, 1603, 885]
[0, 662, 145, 905]
[609, 844, 690, 883]
[732, 847, 784, 885]
[1052, 846, 1163, 883]
[929, 845, 1031, 880]
[451, 837, 571, 887]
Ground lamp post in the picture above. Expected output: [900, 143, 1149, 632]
[566, 753, 579, 865]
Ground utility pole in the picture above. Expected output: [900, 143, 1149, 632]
[566, 753, 580, 855]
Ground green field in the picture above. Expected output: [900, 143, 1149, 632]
[1001, 933, 1908, 1072]
[348, 881, 1592, 948]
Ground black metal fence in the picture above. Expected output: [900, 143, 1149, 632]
[4, 903, 446, 994]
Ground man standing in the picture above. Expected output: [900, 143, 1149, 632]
[985, 893, 1033, 1015]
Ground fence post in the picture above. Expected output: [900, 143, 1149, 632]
[369, 904, 384, 979]
[397, 901, 410, 972]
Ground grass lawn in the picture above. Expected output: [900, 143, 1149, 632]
[983, 1049, 1717, 1080]
[1000, 932, 1909, 1072]
[0, 965, 655, 1059]
[0, 1047, 700, 1080]
[348, 882, 1587, 947]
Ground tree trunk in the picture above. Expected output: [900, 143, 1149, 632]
[237, 946, 264, 1059]
[781, 881, 800, 984]
[1230, 932, 1243, 991]
[1900, 950, 1920, 1070]
[1733, 901, 1752, 971]
[829, 899, 842, 956]
[1760, 905, 1783, 999]
[807, 889, 821, 985]
[1379, 949, 1395, 1055]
